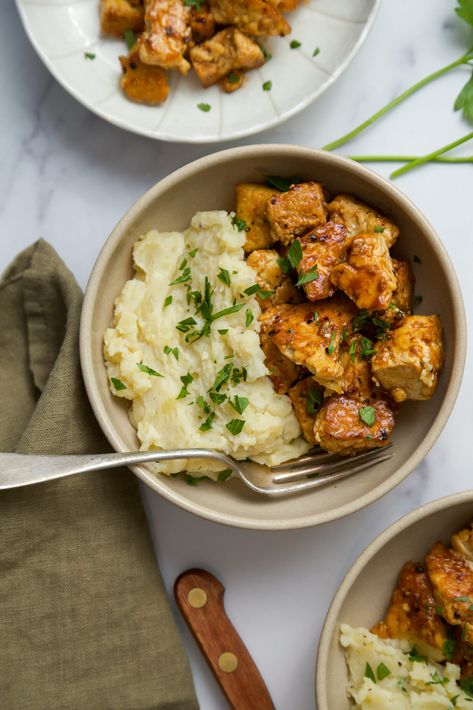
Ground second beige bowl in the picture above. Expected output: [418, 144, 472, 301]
[80, 145, 466, 530]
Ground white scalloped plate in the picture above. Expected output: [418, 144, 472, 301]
[16, 0, 380, 143]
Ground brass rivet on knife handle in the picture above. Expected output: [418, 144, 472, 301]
[174, 568, 275, 710]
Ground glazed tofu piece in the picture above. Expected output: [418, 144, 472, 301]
[288, 377, 324, 444]
[371, 315, 444, 403]
[263, 296, 357, 391]
[267, 0, 299, 10]
[246, 249, 301, 309]
[295, 222, 347, 301]
[452, 524, 473, 563]
[383, 258, 415, 326]
[267, 181, 328, 246]
[139, 0, 192, 74]
[313, 394, 394, 455]
[338, 334, 380, 399]
[190, 6, 215, 43]
[100, 0, 144, 36]
[259, 327, 302, 394]
[119, 45, 170, 104]
[190, 28, 265, 88]
[327, 193, 399, 248]
[330, 233, 397, 311]
[371, 561, 448, 662]
[426, 542, 473, 645]
[235, 184, 278, 252]
[208, 0, 291, 36]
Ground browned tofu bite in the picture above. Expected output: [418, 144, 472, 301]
[383, 258, 415, 326]
[327, 193, 399, 248]
[139, 0, 192, 74]
[288, 377, 324, 444]
[295, 222, 347, 301]
[371, 561, 448, 662]
[426, 542, 473, 645]
[371, 315, 444, 403]
[259, 314, 303, 394]
[208, 0, 291, 36]
[100, 0, 145, 36]
[330, 233, 397, 311]
[119, 45, 170, 104]
[246, 249, 301, 309]
[235, 183, 278, 252]
[190, 6, 215, 43]
[313, 394, 394, 455]
[266, 181, 328, 246]
[190, 27, 264, 88]
[338, 334, 380, 399]
[263, 296, 357, 391]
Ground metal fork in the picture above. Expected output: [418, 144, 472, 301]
[0, 445, 392, 496]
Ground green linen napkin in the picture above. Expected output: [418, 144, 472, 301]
[0, 240, 198, 710]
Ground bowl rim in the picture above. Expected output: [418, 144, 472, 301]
[80, 143, 467, 530]
[15, 0, 382, 143]
[315, 490, 473, 709]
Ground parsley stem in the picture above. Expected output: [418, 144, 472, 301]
[350, 154, 473, 163]
[390, 131, 473, 178]
[322, 52, 473, 151]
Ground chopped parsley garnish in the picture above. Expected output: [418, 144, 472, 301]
[217, 469, 232, 482]
[312, 47, 320, 57]
[184, 0, 202, 7]
[287, 239, 303, 268]
[413, 254, 421, 264]
[306, 387, 323, 415]
[84, 52, 96, 60]
[164, 295, 173, 307]
[163, 345, 179, 360]
[199, 412, 216, 431]
[224, 353, 235, 360]
[184, 473, 207, 486]
[212, 363, 233, 391]
[426, 671, 448, 686]
[197, 102, 211, 112]
[227, 72, 240, 84]
[246, 309, 254, 327]
[218, 329, 229, 335]
[111, 377, 126, 391]
[296, 265, 319, 287]
[349, 340, 358, 363]
[460, 677, 473, 698]
[413, 294, 423, 307]
[176, 317, 197, 333]
[231, 366, 248, 384]
[408, 647, 428, 663]
[360, 337, 376, 360]
[443, 636, 456, 660]
[169, 268, 191, 286]
[209, 390, 227, 405]
[326, 332, 337, 355]
[176, 373, 194, 399]
[262, 80, 272, 91]
[374, 226, 385, 233]
[189, 248, 198, 258]
[229, 395, 249, 415]
[265, 174, 304, 192]
[244, 283, 274, 299]
[218, 267, 231, 287]
[124, 30, 136, 50]
[196, 396, 211, 414]
[376, 663, 391, 681]
[359, 405, 376, 427]
[313, 311, 319, 321]
[454, 595, 472, 602]
[341, 326, 347, 343]
[260, 44, 272, 61]
[232, 216, 247, 231]
[137, 363, 164, 377]
[226, 418, 245, 435]
[364, 662, 376, 683]
[290, 39, 302, 49]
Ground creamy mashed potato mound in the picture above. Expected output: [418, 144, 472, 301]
[341, 624, 473, 708]
[104, 211, 309, 477]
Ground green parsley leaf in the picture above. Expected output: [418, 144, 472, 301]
[290, 39, 302, 49]
[349, 340, 358, 363]
[374, 225, 385, 233]
[197, 102, 211, 112]
[164, 295, 173, 307]
[277, 256, 292, 274]
[313, 311, 319, 321]
[426, 670, 448, 686]
[364, 662, 376, 683]
[451, 694, 460, 706]
[124, 30, 136, 50]
[209, 390, 227, 405]
[443, 636, 456, 661]
[359, 405, 376, 427]
[111, 377, 126, 391]
[360, 337, 376, 360]
[413, 254, 421, 264]
[218, 268, 231, 287]
[376, 663, 391, 681]
[231, 366, 247, 384]
[460, 677, 473, 697]
[454, 595, 472, 602]
[189, 248, 198, 258]
[226, 418, 245, 435]
[137, 363, 164, 377]
[312, 47, 320, 57]
[177, 373, 194, 399]
[455, 71, 473, 122]
[264, 174, 304, 192]
[326, 332, 337, 355]
[184, 0, 202, 6]
[413, 294, 423, 307]
[408, 647, 428, 663]
[212, 303, 245, 321]
[296, 265, 319, 287]
[232, 216, 247, 231]
[287, 239, 303, 268]
[196, 396, 211, 414]
[229, 395, 249, 415]
[169, 270, 191, 286]
[84, 52, 96, 60]
[212, 363, 233, 391]
[176, 317, 197, 333]
[217, 469, 233, 482]
[244, 283, 274, 299]
[227, 71, 240, 84]
[218, 329, 229, 335]
[456, 0, 473, 28]
[245, 309, 254, 327]
[184, 473, 205, 486]
[199, 412, 216, 431]
[260, 44, 272, 61]
[262, 80, 272, 91]
[306, 387, 323, 415]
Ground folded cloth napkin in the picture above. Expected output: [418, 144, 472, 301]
[0, 241, 198, 710]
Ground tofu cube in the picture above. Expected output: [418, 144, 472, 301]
[246, 249, 302, 309]
[327, 193, 399, 248]
[266, 181, 328, 245]
[288, 377, 324, 444]
[235, 183, 278, 252]
[295, 221, 347, 301]
[100, 0, 144, 37]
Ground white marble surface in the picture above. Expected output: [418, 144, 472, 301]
[1, 0, 473, 708]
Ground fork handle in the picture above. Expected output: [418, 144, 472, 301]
[0, 449, 234, 490]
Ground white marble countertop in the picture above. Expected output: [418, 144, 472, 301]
[2, 0, 473, 707]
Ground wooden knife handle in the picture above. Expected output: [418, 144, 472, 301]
[174, 568, 275, 710]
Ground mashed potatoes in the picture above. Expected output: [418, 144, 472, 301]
[104, 210, 309, 477]
[341, 624, 473, 708]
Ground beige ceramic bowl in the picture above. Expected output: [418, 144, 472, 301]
[80, 145, 466, 531]
[316, 492, 473, 708]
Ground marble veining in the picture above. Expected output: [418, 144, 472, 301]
[1, 0, 473, 708]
